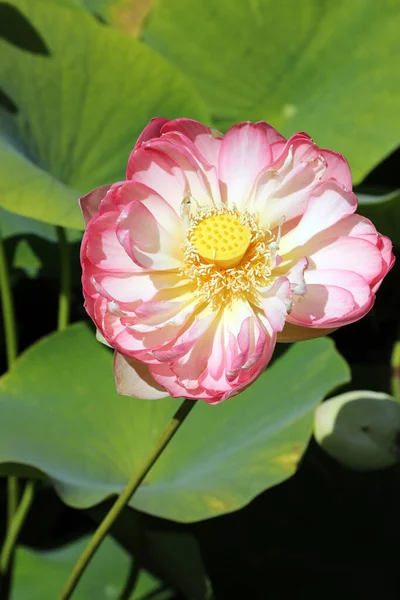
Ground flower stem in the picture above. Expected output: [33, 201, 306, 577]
[0, 235, 19, 523]
[6, 478, 19, 531]
[0, 482, 35, 574]
[56, 227, 71, 331]
[59, 398, 196, 600]
[0, 231, 19, 596]
[0, 232, 17, 368]
[119, 558, 141, 600]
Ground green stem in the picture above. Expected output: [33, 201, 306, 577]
[0, 232, 19, 595]
[119, 558, 141, 600]
[59, 398, 196, 600]
[56, 227, 71, 331]
[0, 233, 17, 368]
[6, 478, 19, 528]
[0, 482, 35, 574]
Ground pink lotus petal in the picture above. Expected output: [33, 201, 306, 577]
[219, 122, 273, 210]
[161, 118, 222, 167]
[251, 138, 326, 227]
[82, 210, 139, 273]
[138, 136, 217, 207]
[260, 277, 292, 332]
[133, 117, 169, 150]
[320, 149, 352, 190]
[127, 147, 188, 215]
[288, 283, 356, 326]
[116, 197, 184, 270]
[371, 235, 395, 292]
[305, 269, 372, 310]
[164, 131, 223, 206]
[308, 236, 384, 284]
[280, 182, 358, 252]
[130, 298, 197, 333]
[79, 184, 112, 226]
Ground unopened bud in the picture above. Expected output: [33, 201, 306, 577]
[314, 391, 400, 471]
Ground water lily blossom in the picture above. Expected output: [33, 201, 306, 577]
[80, 118, 394, 403]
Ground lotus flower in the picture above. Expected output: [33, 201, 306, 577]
[80, 118, 394, 403]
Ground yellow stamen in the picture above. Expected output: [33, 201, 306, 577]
[180, 206, 275, 309]
[192, 214, 251, 269]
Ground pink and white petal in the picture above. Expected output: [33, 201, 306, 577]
[104, 180, 158, 209]
[133, 117, 169, 150]
[117, 198, 184, 270]
[150, 308, 276, 403]
[305, 269, 372, 312]
[150, 363, 217, 400]
[113, 320, 185, 360]
[170, 319, 220, 390]
[168, 303, 238, 390]
[263, 122, 286, 146]
[320, 149, 352, 190]
[288, 284, 356, 326]
[140, 137, 216, 207]
[278, 214, 380, 273]
[79, 184, 112, 226]
[259, 277, 292, 332]
[82, 210, 140, 273]
[93, 295, 128, 346]
[164, 131, 223, 205]
[284, 256, 308, 297]
[161, 118, 222, 167]
[251, 141, 326, 228]
[312, 213, 379, 245]
[114, 305, 214, 364]
[270, 139, 287, 161]
[270, 132, 319, 170]
[126, 147, 188, 215]
[130, 298, 200, 333]
[218, 327, 276, 403]
[372, 235, 395, 292]
[277, 322, 337, 342]
[114, 352, 169, 399]
[280, 182, 358, 253]
[307, 237, 384, 284]
[151, 308, 216, 363]
[226, 317, 269, 381]
[91, 269, 181, 306]
[219, 122, 273, 210]
[173, 300, 270, 396]
[252, 164, 318, 228]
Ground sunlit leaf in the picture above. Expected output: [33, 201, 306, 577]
[0, 0, 209, 228]
[0, 323, 349, 521]
[143, 0, 400, 183]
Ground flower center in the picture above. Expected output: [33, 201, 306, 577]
[180, 205, 276, 309]
[191, 214, 251, 268]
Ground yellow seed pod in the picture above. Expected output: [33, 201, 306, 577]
[192, 214, 251, 269]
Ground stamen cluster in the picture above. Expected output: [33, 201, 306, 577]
[180, 206, 274, 308]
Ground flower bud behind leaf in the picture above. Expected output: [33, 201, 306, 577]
[314, 391, 400, 471]
[391, 341, 400, 401]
